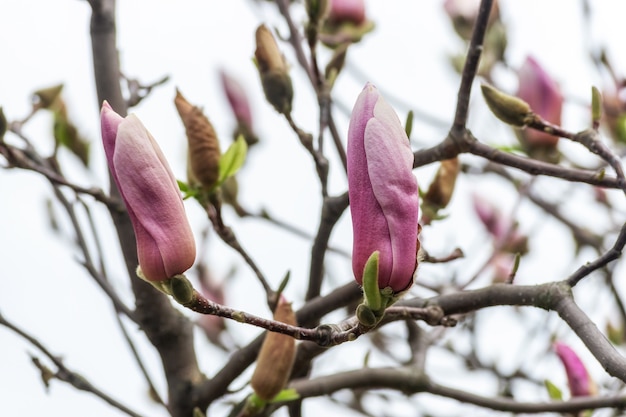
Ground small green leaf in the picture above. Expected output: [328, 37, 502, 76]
[269, 388, 300, 403]
[217, 134, 247, 186]
[177, 180, 200, 200]
[544, 379, 563, 400]
[591, 86, 602, 124]
[405, 110, 414, 138]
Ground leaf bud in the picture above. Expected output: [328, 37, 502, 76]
[481, 83, 531, 127]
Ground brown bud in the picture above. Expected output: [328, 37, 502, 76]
[481, 83, 531, 127]
[255, 25, 287, 73]
[424, 157, 460, 209]
[255, 25, 293, 114]
[250, 298, 297, 401]
[175, 90, 221, 191]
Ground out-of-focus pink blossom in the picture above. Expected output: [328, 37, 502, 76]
[347, 83, 419, 293]
[220, 70, 253, 129]
[517, 56, 563, 147]
[472, 194, 528, 254]
[554, 342, 596, 397]
[328, 0, 366, 25]
[101, 102, 196, 281]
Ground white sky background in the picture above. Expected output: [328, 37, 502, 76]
[2, 1, 626, 416]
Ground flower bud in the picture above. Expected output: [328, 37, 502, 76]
[348, 83, 419, 293]
[327, 0, 366, 26]
[219, 70, 253, 130]
[481, 83, 531, 127]
[219, 70, 258, 147]
[516, 56, 563, 147]
[254, 25, 293, 115]
[250, 297, 297, 401]
[554, 342, 596, 397]
[472, 194, 528, 254]
[101, 102, 196, 281]
[174, 90, 221, 191]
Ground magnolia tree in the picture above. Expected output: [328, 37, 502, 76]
[2, 0, 626, 416]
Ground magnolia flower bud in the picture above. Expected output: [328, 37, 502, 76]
[250, 297, 297, 401]
[101, 102, 196, 281]
[254, 25, 293, 115]
[517, 56, 563, 147]
[174, 90, 221, 191]
[328, 0, 366, 25]
[219, 70, 259, 147]
[554, 342, 596, 397]
[347, 83, 419, 293]
[472, 194, 528, 254]
[219, 70, 253, 130]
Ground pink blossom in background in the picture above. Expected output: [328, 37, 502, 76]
[517, 56, 563, 146]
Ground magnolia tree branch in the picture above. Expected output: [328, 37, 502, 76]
[452, 0, 493, 132]
[0, 311, 145, 417]
[290, 366, 626, 414]
[306, 192, 350, 301]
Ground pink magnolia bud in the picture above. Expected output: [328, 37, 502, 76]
[517, 56, 563, 147]
[472, 194, 508, 241]
[554, 342, 596, 397]
[328, 0, 366, 25]
[101, 102, 196, 281]
[219, 70, 253, 129]
[472, 194, 528, 254]
[347, 83, 419, 293]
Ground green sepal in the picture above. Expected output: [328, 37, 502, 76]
[216, 135, 247, 189]
[544, 379, 563, 400]
[361, 251, 381, 311]
[405, 110, 414, 138]
[269, 388, 300, 403]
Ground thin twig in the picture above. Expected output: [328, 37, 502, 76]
[0, 311, 146, 417]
